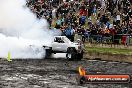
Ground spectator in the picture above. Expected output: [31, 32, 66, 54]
[116, 13, 121, 26]
[63, 25, 73, 41]
[71, 26, 75, 42]
[26, 0, 132, 45]
[93, 5, 97, 18]
[84, 29, 90, 42]
[81, 28, 86, 43]
[79, 14, 86, 26]
[55, 17, 61, 29]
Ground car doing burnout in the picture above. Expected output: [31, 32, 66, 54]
[43, 36, 84, 60]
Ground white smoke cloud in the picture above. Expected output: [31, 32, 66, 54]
[0, 0, 61, 59]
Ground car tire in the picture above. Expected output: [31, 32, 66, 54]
[45, 49, 52, 59]
[66, 48, 76, 61]
[77, 51, 83, 60]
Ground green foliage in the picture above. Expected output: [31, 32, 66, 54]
[85, 47, 132, 55]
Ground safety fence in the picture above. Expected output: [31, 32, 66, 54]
[83, 34, 132, 46]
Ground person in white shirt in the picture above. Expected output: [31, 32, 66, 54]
[116, 13, 120, 25]
[52, 8, 56, 18]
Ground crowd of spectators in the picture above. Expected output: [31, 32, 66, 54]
[26, 0, 132, 45]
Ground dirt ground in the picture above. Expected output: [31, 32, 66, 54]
[0, 56, 132, 88]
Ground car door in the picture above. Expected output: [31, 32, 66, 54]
[52, 37, 68, 52]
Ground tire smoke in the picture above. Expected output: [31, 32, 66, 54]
[0, 0, 61, 59]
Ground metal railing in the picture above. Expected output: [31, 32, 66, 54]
[77, 34, 132, 46]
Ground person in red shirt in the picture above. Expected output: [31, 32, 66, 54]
[109, 25, 116, 43]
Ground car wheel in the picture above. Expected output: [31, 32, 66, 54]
[66, 48, 76, 61]
[77, 51, 83, 60]
[45, 49, 52, 59]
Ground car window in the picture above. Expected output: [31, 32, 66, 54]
[54, 37, 64, 43]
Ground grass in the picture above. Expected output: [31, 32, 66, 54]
[85, 46, 132, 55]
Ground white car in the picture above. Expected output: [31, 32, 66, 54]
[43, 36, 84, 60]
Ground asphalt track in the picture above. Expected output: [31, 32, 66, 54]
[0, 56, 132, 88]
